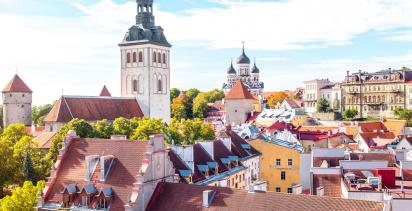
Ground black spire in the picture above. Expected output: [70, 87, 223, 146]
[252, 58, 259, 73]
[236, 42, 251, 64]
[227, 59, 236, 74]
[136, 0, 155, 28]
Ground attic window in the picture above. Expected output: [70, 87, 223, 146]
[100, 155, 115, 182]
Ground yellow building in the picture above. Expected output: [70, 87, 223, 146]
[249, 139, 303, 193]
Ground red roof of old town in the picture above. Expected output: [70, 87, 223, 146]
[225, 80, 254, 100]
[44, 138, 150, 210]
[99, 85, 111, 97]
[44, 96, 144, 123]
[146, 182, 383, 211]
[2, 74, 32, 93]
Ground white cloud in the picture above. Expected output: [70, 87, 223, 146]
[73, 0, 412, 50]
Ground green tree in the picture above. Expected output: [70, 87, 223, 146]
[171, 101, 188, 120]
[205, 89, 225, 103]
[394, 107, 406, 117]
[192, 93, 209, 118]
[0, 105, 3, 129]
[185, 88, 200, 104]
[32, 104, 53, 126]
[23, 151, 36, 184]
[170, 88, 180, 102]
[180, 119, 215, 145]
[93, 119, 114, 139]
[113, 117, 135, 137]
[342, 109, 359, 120]
[0, 124, 32, 197]
[130, 118, 165, 140]
[316, 98, 330, 113]
[0, 180, 45, 211]
[67, 119, 94, 138]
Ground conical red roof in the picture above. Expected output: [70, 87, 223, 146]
[225, 80, 254, 100]
[2, 74, 32, 93]
[99, 85, 111, 97]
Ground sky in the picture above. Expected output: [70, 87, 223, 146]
[1, 0, 412, 105]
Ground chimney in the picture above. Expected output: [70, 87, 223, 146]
[316, 186, 324, 196]
[292, 184, 302, 194]
[202, 190, 216, 208]
[149, 134, 165, 152]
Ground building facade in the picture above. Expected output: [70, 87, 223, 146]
[320, 83, 342, 112]
[303, 79, 334, 114]
[2, 74, 32, 127]
[119, 0, 171, 123]
[249, 139, 303, 193]
[342, 68, 412, 118]
[224, 80, 255, 126]
[223, 45, 264, 97]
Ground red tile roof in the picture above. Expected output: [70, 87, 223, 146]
[359, 132, 395, 148]
[284, 98, 301, 108]
[268, 121, 294, 132]
[358, 122, 388, 133]
[225, 129, 260, 159]
[313, 174, 342, 197]
[33, 132, 56, 149]
[44, 96, 144, 123]
[2, 74, 32, 93]
[225, 80, 254, 100]
[44, 138, 149, 210]
[99, 85, 111, 97]
[350, 152, 396, 167]
[147, 182, 384, 211]
[298, 131, 339, 141]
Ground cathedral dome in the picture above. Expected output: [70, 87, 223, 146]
[236, 49, 250, 64]
[227, 63, 236, 74]
[251, 62, 259, 73]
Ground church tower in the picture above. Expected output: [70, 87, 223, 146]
[2, 74, 32, 127]
[119, 0, 171, 123]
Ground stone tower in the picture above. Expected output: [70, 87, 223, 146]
[119, 0, 171, 123]
[2, 74, 32, 127]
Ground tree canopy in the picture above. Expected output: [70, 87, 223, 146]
[342, 109, 359, 120]
[266, 92, 288, 108]
[316, 98, 330, 113]
[32, 104, 53, 126]
[0, 181, 44, 211]
[170, 88, 180, 102]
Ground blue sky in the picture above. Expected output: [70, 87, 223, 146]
[1, 0, 412, 105]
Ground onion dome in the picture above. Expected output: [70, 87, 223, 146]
[227, 62, 236, 74]
[251, 61, 259, 74]
[236, 44, 250, 64]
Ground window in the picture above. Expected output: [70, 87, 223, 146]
[133, 80, 138, 92]
[153, 52, 157, 63]
[139, 51, 143, 62]
[276, 187, 281, 192]
[287, 188, 293, 193]
[276, 159, 281, 166]
[127, 52, 131, 63]
[288, 159, 293, 166]
[281, 171, 286, 180]
[158, 52, 161, 63]
[63, 194, 70, 208]
[133, 52, 137, 62]
[82, 196, 88, 206]
[163, 53, 166, 64]
[157, 79, 162, 92]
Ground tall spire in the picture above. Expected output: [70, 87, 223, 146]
[136, 0, 155, 28]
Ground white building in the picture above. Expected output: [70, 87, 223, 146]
[320, 83, 342, 112]
[2, 74, 32, 127]
[303, 79, 334, 114]
[119, 0, 171, 123]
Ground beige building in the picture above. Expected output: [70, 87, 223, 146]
[2, 74, 32, 127]
[303, 79, 334, 114]
[224, 80, 255, 126]
[342, 68, 412, 118]
[320, 83, 342, 112]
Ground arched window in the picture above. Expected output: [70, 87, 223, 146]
[158, 52, 161, 63]
[133, 80, 138, 92]
[153, 52, 157, 63]
[127, 52, 131, 63]
[157, 79, 162, 92]
[139, 52, 143, 62]
[163, 53, 166, 64]
[133, 52, 137, 63]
